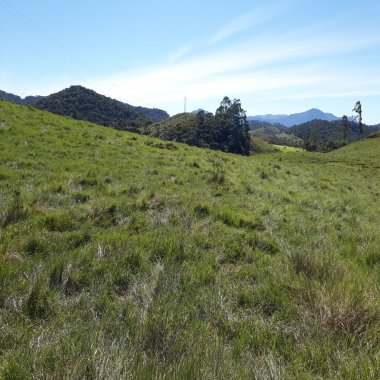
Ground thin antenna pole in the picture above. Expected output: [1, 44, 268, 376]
[184, 96, 187, 114]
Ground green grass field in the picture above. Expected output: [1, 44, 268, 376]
[1, 101, 379, 379]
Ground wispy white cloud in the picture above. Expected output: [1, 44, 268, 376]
[167, 42, 193, 64]
[209, 3, 294, 44]
[84, 24, 380, 114]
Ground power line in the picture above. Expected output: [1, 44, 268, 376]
[0, 26, 80, 81]
[0, 0, 150, 106]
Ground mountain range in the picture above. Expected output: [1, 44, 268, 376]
[0, 88, 358, 129]
[248, 108, 349, 127]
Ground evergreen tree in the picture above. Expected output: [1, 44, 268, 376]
[215, 97, 251, 155]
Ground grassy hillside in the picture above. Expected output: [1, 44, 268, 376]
[1, 101, 379, 379]
[249, 125, 302, 148]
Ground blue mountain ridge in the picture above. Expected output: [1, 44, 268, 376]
[248, 108, 352, 127]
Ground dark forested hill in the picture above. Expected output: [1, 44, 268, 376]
[135, 106, 169, 123]
[289, 119, 380, 151]
[34, 86, 150, 132]
[1, 87, 169, 125]
[248, 119, 287, 131]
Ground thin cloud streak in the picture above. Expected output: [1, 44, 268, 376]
[167, 42, 193, 63]
[209, 3, 294, 44]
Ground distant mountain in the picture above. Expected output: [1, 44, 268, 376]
[248, 108, 345, 127]
[0, 87, 169, 124]
[191, 108, 212, 115]
[0, 90, 43, 105]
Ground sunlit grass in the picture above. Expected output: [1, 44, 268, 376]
[272, 144, 304, 152]
[0, 101, 379, 379]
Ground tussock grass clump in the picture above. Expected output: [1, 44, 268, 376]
[23, 236, 49, 257]
[43, 210, 83, 232]
[209, 157, 226, 184]
[194, 203, 210, 217]
[2, 190, 27, 227]
[25, 284, 53, 320]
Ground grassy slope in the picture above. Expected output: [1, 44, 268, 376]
[250, 126, 302, 147]
[0, 101, 379, 379]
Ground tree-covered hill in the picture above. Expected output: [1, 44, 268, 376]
[249, 118, 380, 152]
[0, 86, 169, 125]
[289, 119, 380, 151]
[33, 86, 151, 132]
[148, 111, 250, 155]
[148, 97, 251, 155]
[135, 106, 169, 123]
[0, 101, 379, 378]
[147, 112, 216, 146]
[248, 119, 287, 131]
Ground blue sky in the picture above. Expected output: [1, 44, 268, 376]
[1, 0, 380, 123]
